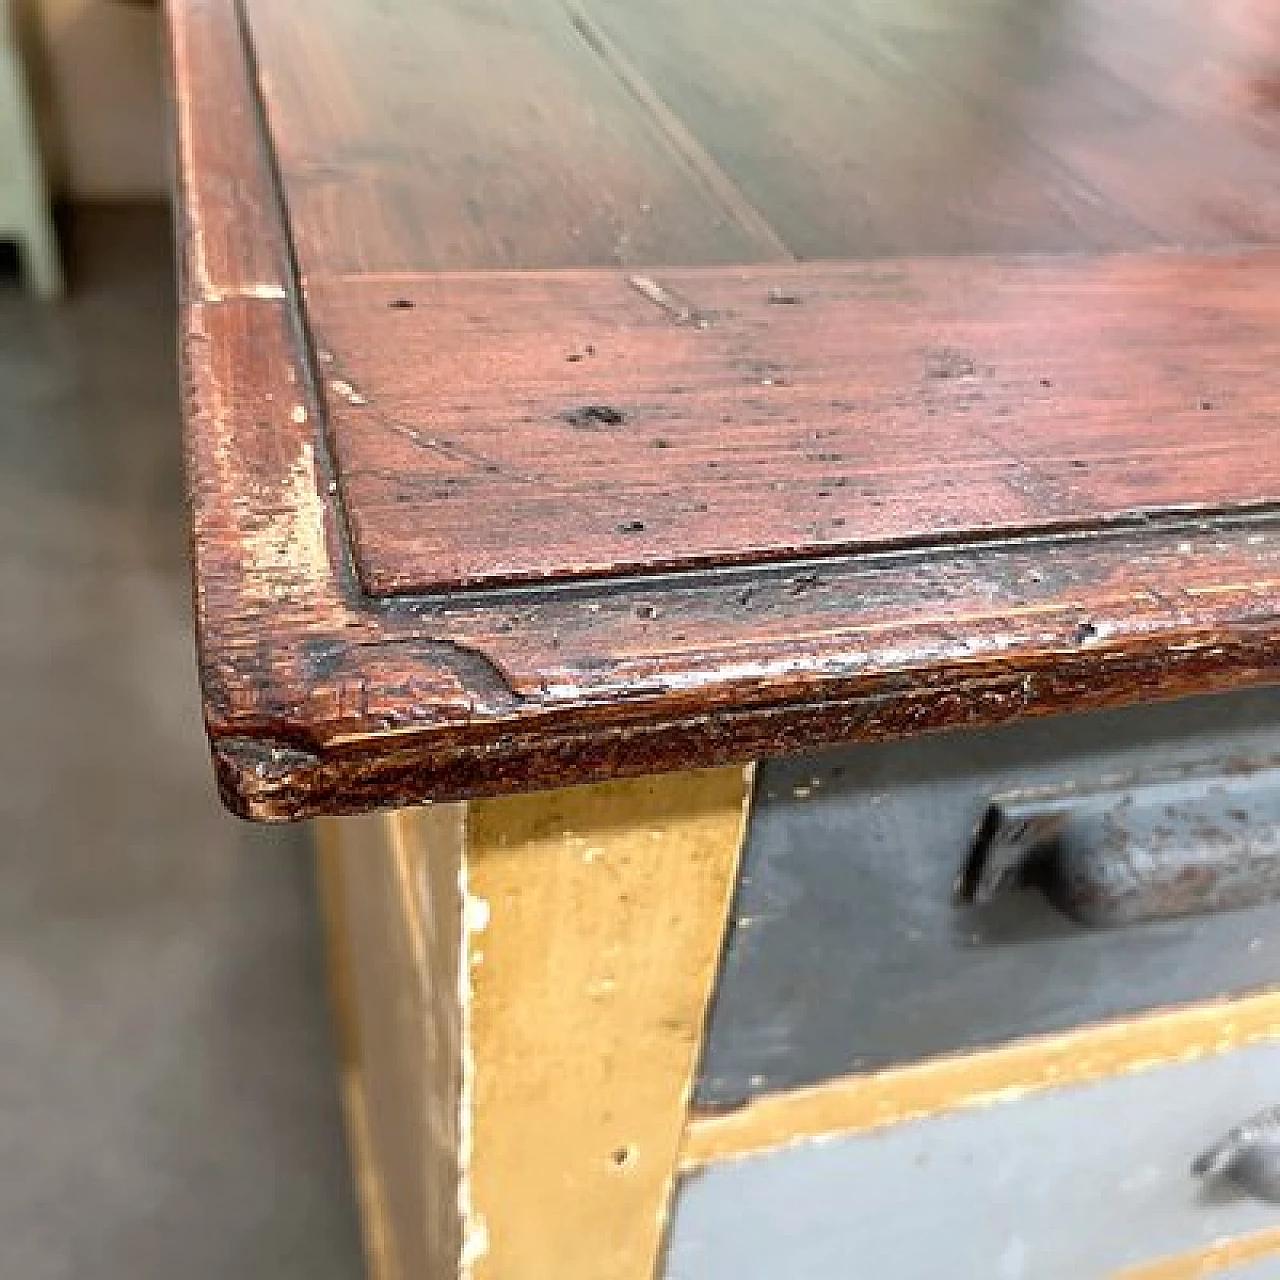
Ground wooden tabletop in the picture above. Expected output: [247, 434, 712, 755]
[170, 0, 1280, 819]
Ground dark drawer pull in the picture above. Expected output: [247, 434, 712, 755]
[956, 762, 1280, 928]
[1194, 1108, 1280, 1203]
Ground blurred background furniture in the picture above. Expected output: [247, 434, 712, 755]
[0, 3, 366, 1276]
[0, 0, 61, 296]
[170, 1, 1280, 1277]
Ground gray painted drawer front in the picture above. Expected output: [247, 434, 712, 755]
[699, 687, 1280, 1107]
[667, 1041, 1280, 1280]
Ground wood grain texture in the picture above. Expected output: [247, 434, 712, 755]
[171, 0, 1280, 818]
[166, 0, 282, 301]
[244, 0, 1280, 268]
[583, 0, 1280, 256]
[315, 257, 1280, 594]
[239, 0, 789, 274]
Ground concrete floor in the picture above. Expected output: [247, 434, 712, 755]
[0, 208, 364, 1279]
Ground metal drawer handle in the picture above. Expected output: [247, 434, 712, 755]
[955, 761, 1280, 928]
[1194, 1108, 1280, 1202]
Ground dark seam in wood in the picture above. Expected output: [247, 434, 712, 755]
[559, 0, 796, 262]
[366, 500, 1280, 611]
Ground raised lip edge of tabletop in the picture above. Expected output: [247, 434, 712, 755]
[168, 0, 1280, 821]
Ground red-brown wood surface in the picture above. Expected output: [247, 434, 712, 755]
[316, 259, 1280, 594]
[582, 0, 1280, 255]
[246, 0, 1280, 270]
[241, 0, 789, 272]
[169, 0, 1280, 819]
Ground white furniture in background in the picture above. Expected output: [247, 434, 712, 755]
[0, 0, 61, 298]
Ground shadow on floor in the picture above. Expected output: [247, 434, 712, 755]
[0, 206, 364, 1280]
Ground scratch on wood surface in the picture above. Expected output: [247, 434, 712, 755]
[627, 274, 712, 328]
[331, 378, 369, 406]
[198, 279, 289, 304]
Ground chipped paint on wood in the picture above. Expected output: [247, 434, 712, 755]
[316, 773, 751, 1280]
[463, 767, 752, 1280]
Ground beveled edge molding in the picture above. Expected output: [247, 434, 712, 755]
[681, 990, 1280, 1171]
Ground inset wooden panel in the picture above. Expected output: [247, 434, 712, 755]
[314, 254, 1280, 594]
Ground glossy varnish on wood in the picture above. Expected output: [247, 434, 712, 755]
[583, 0, 1280, 255]
[246, 0, 1280, 268]
[169, 0, 1280, 818]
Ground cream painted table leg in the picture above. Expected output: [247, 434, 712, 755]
[0, 0, 62, 299]
[315, 767, 754, 1280]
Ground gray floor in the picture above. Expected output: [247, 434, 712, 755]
[0, 208, 364, 1279]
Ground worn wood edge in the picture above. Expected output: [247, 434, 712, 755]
[1113, 1226, 1280, 1279]
[461, 766, 753, 1280]
[163, 0, 287, 303]
[212, 631, 1280, 820]
[679, 989, 1280, 1171]
[170, 0, 1280, 824]
[314, 823, 399, 1280]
